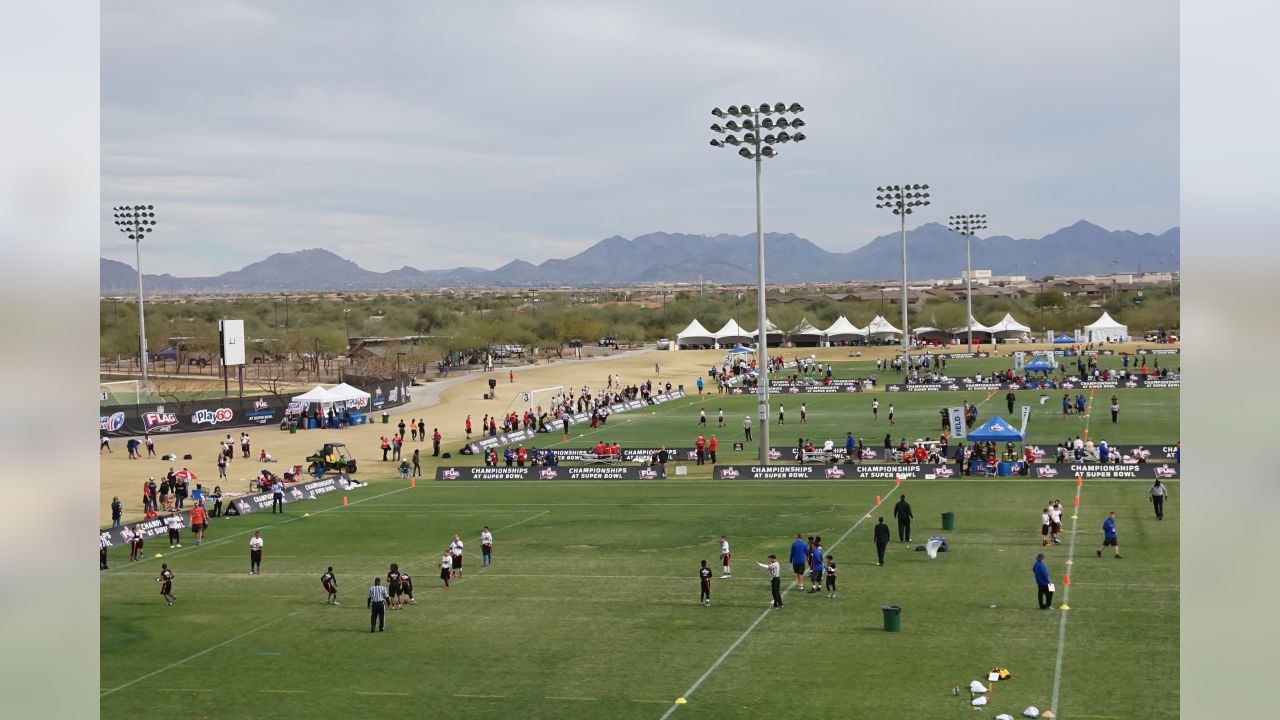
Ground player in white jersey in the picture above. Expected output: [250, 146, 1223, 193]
[450, 534, 464, 578]
[719, 535, 732, 578]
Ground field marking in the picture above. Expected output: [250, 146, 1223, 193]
[634, 699, 669, 704]
[102, 484, 415, 576]
[356, 691, 411, 696]
[259, 689, 306, 694]
[1049, 473, 1085, 716]
[100, 607, 312, 697]
[658, 482, 899, 720]
[545, 695, 598, 701]
[493, 509, 549, 532]
[455, 693, 506, 699]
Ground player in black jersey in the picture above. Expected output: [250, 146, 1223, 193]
[400, 571, 416, 605]
[387, 563, 403, 609]
[825, 555, 837, 598]
[699, 560, 713, 607]
[157, 564, 175, 606]
[321, 566, 338, 605]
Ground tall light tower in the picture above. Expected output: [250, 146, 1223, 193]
[948, 213, 988, 353]
[113, 204, 157, 396]
[875, 185, 929, 379]
[710, 101, 807, 464]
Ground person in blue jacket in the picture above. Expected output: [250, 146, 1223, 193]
[789, 534, 809, 588]
[1033, 553, 1053, 609]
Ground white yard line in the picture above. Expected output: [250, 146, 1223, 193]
[657, 482, 900, 720]
[1050, 469, 1086, 715]
[493, 510, 549, 533]
[100, 607, 312, 697]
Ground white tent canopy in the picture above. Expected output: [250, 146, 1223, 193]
[951, 315, 994, 338]
[293, 385, 337, 403]
[1084, 311, 1128, 342]
[989, 312, 1033, 341]
[789, 318, 825, 346]
[712, 318, 754, 346]
[752, 318, 785, 345]
[329, 383, 372, 404]
[866, 315, 902, 339]
[822, 315, 867, 341]
[913, 326, 950, 341]
[675, 319, 716, 347]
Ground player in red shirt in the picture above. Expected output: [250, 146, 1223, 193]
[708, 435, 718, 464]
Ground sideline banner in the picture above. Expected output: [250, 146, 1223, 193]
[881, 376, 1179, 392]
[435, 465, 666, 481]
[100, 380, 411, 437]
[713, 464, 958, 480]
[1024, 444, 1179, 463]
[99, 474, 362, 548]
[1031, 463, 1178, 480]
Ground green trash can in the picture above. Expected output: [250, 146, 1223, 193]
[882, 604, 902, 632]
[941, 512, 956, 531]
[381, 412, 389, 424]
[289, 423, 296, 435]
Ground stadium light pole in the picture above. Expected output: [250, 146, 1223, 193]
[875, 184, 929, 379]
[710, 101, 807, 465]
[113, 204, 156, 395]
[948, 213, 988, 353]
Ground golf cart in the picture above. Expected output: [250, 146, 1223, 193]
[305, 443, 357, 475]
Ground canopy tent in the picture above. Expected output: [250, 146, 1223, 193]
[967, 416, 1025, 442]
[293, 385, 337, 403]
[751, 318, 785, 346]
[712, 318, 754, 347]
[725, 345, 753, 355]
[865, 315, 902, 340]
[675, 319, 716, 348]
[1053, 333, 1075, 344]
[1023, 356, 1055, 373]
[789, 318, 826, 347]
[329, 383, 372, 404]
[950, 315, 994, 341]
[989, 313, 1033, 341]
[913, 326, 951, 342]
[822, 315, 867, 343]
[1084, 311, 1128, 343]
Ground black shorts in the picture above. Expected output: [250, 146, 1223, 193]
[482, 543, 492, 554]
[792, 563, 805, 575]
[160, 581, 172, 595]
[452, 555, 462, 569]
[1103, 537, 1118, 546]
[191, 523, 205, 533]
[388, 583, 401, 596]
[825, 575, 836, 589]
[323, 583, 336, 594]
[810, 569, 823, 583]
[1041, 525, 1050, 536]
[1051, 522, 1062, 533]
[440, 568, 450, 580]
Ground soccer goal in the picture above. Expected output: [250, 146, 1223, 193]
[100, 379, 141, 407]
[503, 385, 566, 415]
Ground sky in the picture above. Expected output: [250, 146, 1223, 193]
[101, 1, 1178, 275]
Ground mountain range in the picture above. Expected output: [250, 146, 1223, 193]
[100, 220, 1179, 294]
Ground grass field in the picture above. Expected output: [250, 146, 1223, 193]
[100, 477, 1179, 719]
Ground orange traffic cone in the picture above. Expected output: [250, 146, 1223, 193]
[895, 477, 901, 486]
[342, 495, 348, 507]
[876, 495, 882, 505]
[410, 477, 416, 488]
[1064, 574, 1071, 586]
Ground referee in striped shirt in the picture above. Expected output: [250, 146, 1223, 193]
[368, 577, 389, 632]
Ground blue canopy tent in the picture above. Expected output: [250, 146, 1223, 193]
[1024, 356, 1055, 374]
[1053, 333, 1074, 344]
[967, 416, 1024, 442]
[726, 346, 752, 355]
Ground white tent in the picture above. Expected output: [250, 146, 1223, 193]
[822, 316, 867, 344]
[712, 318, 754, 347]
[789, 318, 826, 347]
[866, 315, 902, 341]
[989, 313, 1033, 342]
[329, 383, 372, 405]
[675, 319, 716, 348]
[950, 315, 994, 341]
[1084, 311, 1128, 343]
[755, 318, 785, 346]
[293, 385, 337, 403]
[913, 326, 951, 342]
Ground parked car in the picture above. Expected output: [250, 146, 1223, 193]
[656, 338, 671, 350]
[568, 339, 584, 348]
[598, 336, 618, 348]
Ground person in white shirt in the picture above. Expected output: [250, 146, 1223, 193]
[439, 549, 453, 589]
[450, 535, 464, 578]
[1040, 508, 1052, 548]
[480, 527, 494, 567]
[1049, 500, 1064, 545]
[822, 438, 835, 454]
[717, 408, 725, 427]
[249, 531, 264, 575]
[719, 536, 731, 578]
[165, 511, 183, 549]
[757, 554, 783, 608]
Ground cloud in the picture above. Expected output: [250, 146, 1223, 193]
[102, 1, 1177, 274]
